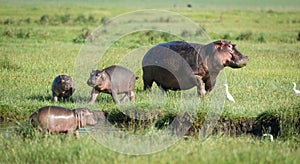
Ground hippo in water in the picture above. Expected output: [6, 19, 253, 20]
[52, 75, 75, 102]
[29, 106, 97, 138]
[87, 65, 138, 105]
[142, 40, 248, 95]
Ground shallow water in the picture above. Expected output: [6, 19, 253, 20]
[0, 123, 16, 138]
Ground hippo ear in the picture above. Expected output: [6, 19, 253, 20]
[80, 108, 88, 115]
[214, 40, 225, 49]
[101, 71, 107, 80]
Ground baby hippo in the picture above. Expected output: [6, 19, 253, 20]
[87, 65, 138, 105]
[29, 106, 97, 138]
[52, 75, 75, 102]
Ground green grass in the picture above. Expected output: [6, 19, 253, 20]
[1, 134, 299, 163]
[0, 0, 300, 163]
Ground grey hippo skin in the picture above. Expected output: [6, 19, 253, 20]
[29, 106, 97, 138]
[52, 75, 75, 102]
[87, 65, 138, 105]
[142, 40, 248, 96]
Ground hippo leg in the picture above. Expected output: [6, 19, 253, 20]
[204, 74, 217, 92]
[195, 75, 206, 96]
[90, 88, 99, 104]
[111, 91, 120, 104]
[121, 91, 134, 102]
[74, 130, 80, 138]
[158, 86, 168, 93]
[143, 74, 154, 90]
[129, 91, 135, 101]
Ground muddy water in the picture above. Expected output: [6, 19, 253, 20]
[0, 123, 16, 138]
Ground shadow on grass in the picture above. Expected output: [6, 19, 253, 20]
[27, 95, 76, 103]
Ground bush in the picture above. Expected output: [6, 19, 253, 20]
[16, 29, 30, 38]
[59, 14, 71, 24]
[40, 15, 50, 24]
[74, 14, 87, 23]
[3, 28, 13, 37]
[4, 18, 14, 25]
[222, 33, 232, 40]
[73, 28, 91, 43]
[100, 16, 109, 25]
[257, 33, 266, 43]
[88, 15, 97, 23]
[236, 31, 253, 40]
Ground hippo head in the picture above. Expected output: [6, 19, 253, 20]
[214, 40, 248, 68]
[87, 70, 108, 87]
[59, 75, 73, 90]
[74, 108, 97, 128]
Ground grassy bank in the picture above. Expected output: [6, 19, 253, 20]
[1, 134, 299, 163]
[0, 0, 299, 163]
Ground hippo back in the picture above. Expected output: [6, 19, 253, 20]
[142, 41, 203, 90]
[88, 65, 137, 92]
[34, 106, 77, 133]
[106, 65, 137, 91]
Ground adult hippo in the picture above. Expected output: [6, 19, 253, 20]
[142, 40, 248, 95]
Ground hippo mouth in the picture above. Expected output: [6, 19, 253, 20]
[236, 57, 248, 67]
[87, 83, 97, 87]
[87, 80, 97, 87]
[227, 55, 248, 68]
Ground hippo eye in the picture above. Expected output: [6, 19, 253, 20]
[95, 75, 101, 79]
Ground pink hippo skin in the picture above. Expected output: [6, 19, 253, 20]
[29, 106, 97, 138]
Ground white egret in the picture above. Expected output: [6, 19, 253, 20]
[292, 82, 300, 95]
[224, 84, 235, 103]
[262, 134, 274, 141]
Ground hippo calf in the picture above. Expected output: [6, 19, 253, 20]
[87, 65, 138, 104]
[142, 40, 248, 95]
[52, 75, 75, 102]
[29, 106, 97, 138]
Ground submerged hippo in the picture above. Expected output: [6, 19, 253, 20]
[87, 65, 138, 104]
[29, 106, 97, 138]
[142, 40, 248, 95]
[52, 75, 75, 102]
